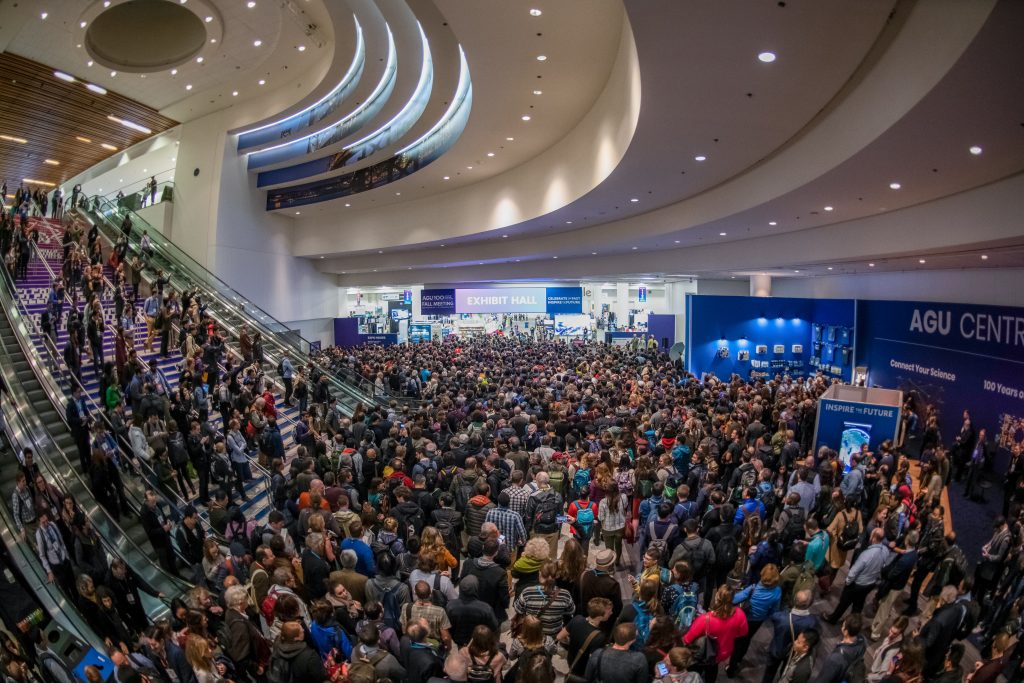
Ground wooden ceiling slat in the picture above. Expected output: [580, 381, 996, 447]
[0, 52, 177, 191]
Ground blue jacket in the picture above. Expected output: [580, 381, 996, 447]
[768, 609, 819, 659]
[733, 583, 781, 622]
[734, 497, 766, 526]
[638, 494, 665, 527]
[341, 538, 377, 577]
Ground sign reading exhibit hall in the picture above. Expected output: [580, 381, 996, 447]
[420, 287, 583, 315]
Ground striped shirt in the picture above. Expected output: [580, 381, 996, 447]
[513, 585, 575, 636]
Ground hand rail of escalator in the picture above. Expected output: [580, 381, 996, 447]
[73, 196, 381, 407]
[0, 265, 191, 604]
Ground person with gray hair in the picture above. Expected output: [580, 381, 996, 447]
[524, 471, 563, 558]
[301, 531, 331, 601]
[331, 548, 368, 604]
[762, 588, 820, 683]
[222, 584, 263, 679]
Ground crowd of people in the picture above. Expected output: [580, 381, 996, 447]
[2, 201, 1024, 683]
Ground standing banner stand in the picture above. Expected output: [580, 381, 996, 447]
[813, 385, 902, 469]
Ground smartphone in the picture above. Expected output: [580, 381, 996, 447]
[655, 662, 669, 678]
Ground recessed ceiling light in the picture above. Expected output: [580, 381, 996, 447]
[87, 61, 94, 67]
[486, 152, 494, 157]
[80, 21, 87, 28]
[719, 232, 727, 236]
[918, 259, 926, 264]
[253, 39, 262, 47]
[205, 16, 213, 22]
[794, 270, 800, 273]
[536, 55, 547, 61]
[258, 79, 266, 85]
[506, 137, 514, 141]
[630, 198, 639, 203]
[101, 143, 117, 151]
[592, 252, 597, 255]
[768, 221, 777, 226]
[981, 254, 989, 260]
[110, 71, 117, 77]
[395, 192, 400, 196]
[758, 51, 776, 63]
[889, 182, 901, 190]
[0, 135, 26, 144]
[824, 206, 834, 211]
[969, 145, 983, 155]
[185, 84, 193, 90]
[196, 56, 204, 63]
[40, 12, 47, 20]
[103, 0, 110, 5]
[869, 263, 875, 267]
[533, 90, 542, 95]
[247, 1, 256, 7]
[210, 38, 217, 43]
[171, 69, 178, 76]
[502, 234, 508, 238]
[632, 246, 638, 250]
[467, 165, 473, 170]
[22, 178, 55, 187]
[378, 250, 383, 254]
[232, 90, 238, 96]
[521, 115, 531, 121]
[295, 211, 301, 215]
[827, 266, 833, 270]
[694, 155, 706, 161]
[529, 8, 542, 16]
[442, 175, 450, 180]
[565, 220, 572, 224]
[86, 83, 106, 94]
[53, 71, 75, 83]
[43, 159, 59, 166]
[552, 256, 558, 259]
[320, 256, 325, 259]
[515, 259, 521, 262]
[344, 203, 351, 207]
[674, 240, 680, 244]
[297, 45, 306, 52]
[75, 136, 91, 143]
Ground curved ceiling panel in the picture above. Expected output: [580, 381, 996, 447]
[265, 46, 471, 210]
[235, 17, 366, 150]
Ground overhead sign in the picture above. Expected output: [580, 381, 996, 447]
[638, 286, 647, 303]
[420, 287, 583, 315]
[380, 293, 403, 301]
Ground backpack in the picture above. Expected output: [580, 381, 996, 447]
[756, 480, 776, 510]
[671, 443, 691, 472]
[671, 582, 700, 630]
[781, 506, 807, 546]
[533, 493, 560, 533]
[347, 649, 387, 683]
[261, 590, 280, 624]
[791, 561, 816, 602]
[571, 467, 591, 499]
[466, 651, 498, 683]
[454, 476, 475, 512]
[838, 510, 861, 551]
[169, 434, 188, 467]
[225, 517, 250, 545]
[547, 464, 566, 497]
[380, 582, 404, 634]
[276, 360, 285, 377]
[664, 471, 685, 500]
[371, 535, 400, 559]
[266, 654, 294, 683]
[573, 500, 597, 537]
[648, 521, 676, 566]
[715, 534, 739, 571]
[954, 600, 981, 640]
[674, 500, 697, 524]
[614, 469, 634, 497]
[678, 538, 710, 579]
[434, 516, 460, 556]
[637, 475, 654, 499]
[632, 602, 655, 652]
[731, 467, 757, 504]
[840, 643, 867, 683]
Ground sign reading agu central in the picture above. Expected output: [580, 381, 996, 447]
[420, 287, 582, 314]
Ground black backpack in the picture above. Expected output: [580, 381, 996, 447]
[454, 476, 474, 512]
[781, 506, 807, 546]
[533, 493, 560, 533]
[838, 510, 861, 551]
[266, 654, 294, 683]
[715, 534, 739, 571]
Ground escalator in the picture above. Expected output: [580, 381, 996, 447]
[0, 263, 192, 611]
[74, 194, 391, 413]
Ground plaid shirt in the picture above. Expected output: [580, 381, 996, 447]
[502, 484, 531, 518]
[485, 505, 527, 549]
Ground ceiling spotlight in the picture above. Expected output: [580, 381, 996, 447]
[86, 83, 107, 95]
[794, 270, 800, 273]
[75, 136, 91, 143]
[344, 203, 350, 207]
[824, 206, 834, 211]
[533, 90, 542, 95]
[592, 252, 597, 255]
[378, 250, 383, 254]
[395, 192, 400, 196]
[869, 263, 875, 267]
[486, 152, 495, 157]
[694, 155, 706, 161]
[674, 240, 681, 244]
[442, 175, 450, 180]
[80, 21, 87, 28]
[502, 234, 508, 238]
[205, 16, 213, 22]
[719, 232, 727, 236]
[87, 61, 93, 67]
[758, 51, 776, 63]
[253, 39, 262, 47]
[185, 84, 193, 90]
[536, 55, 547, 61]
[258, 79, 266, 85]
[295, 211, 301, 215]
[110, 71, 117, 77]
[632, 246, 638, 250]
[466, 166, 473, 170]
[44, 159, 59, 166]
[827, 266, 833, 270]
[210, 38, 217, 43]
[969, 145, 983, 155]
[529, 8, 542, 16]
[981, 254, 989, 260]
[232, 90, 238, 96]
[506, 137, 514, 141]
[171, 69, 178, 75]
[40, 12, 47, 20]
[552, 256, 558, 259]
[889, 182, 901, 190]
[53, 71, 75, 83]
[297, 45, 306, 52]
[196, 56, 204, 63]
[247, 1, 256, 7]
[100, 143, 117, 150]
[768, 221, 777, 226]
[521, 115, 531, 121]
[918, 259, 926, 264]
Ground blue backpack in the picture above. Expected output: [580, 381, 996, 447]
[631, 601, 655, 651]
[670, 582, 700, 630]
[573, 500, 597, 537]
[672, 443, 691, 472]
[571, 467, 591, 498]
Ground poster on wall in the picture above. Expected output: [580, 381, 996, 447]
[857, 299, 1024, 448]
[814, 398, 901, 468]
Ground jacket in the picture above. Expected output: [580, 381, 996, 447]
[464, 495, 496, 537]
[459, 557, 510, 620]
[809, 636, 866, 683]
[767, 609, 819, 659]
[733, 583, 781, 622]
[268, 640, 325, 683]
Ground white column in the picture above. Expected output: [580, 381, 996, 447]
[750, 273, 772, 297]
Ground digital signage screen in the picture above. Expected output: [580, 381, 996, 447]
[420, 287, 583, 315]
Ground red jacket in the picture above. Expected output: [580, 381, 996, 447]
[683, 609, 748, 663]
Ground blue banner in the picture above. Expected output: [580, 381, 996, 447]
[857, 299, 1024, 449]
[546, 287, 584, 314]
[420, 289, 456, 315]
[420, 287, 582, 315]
